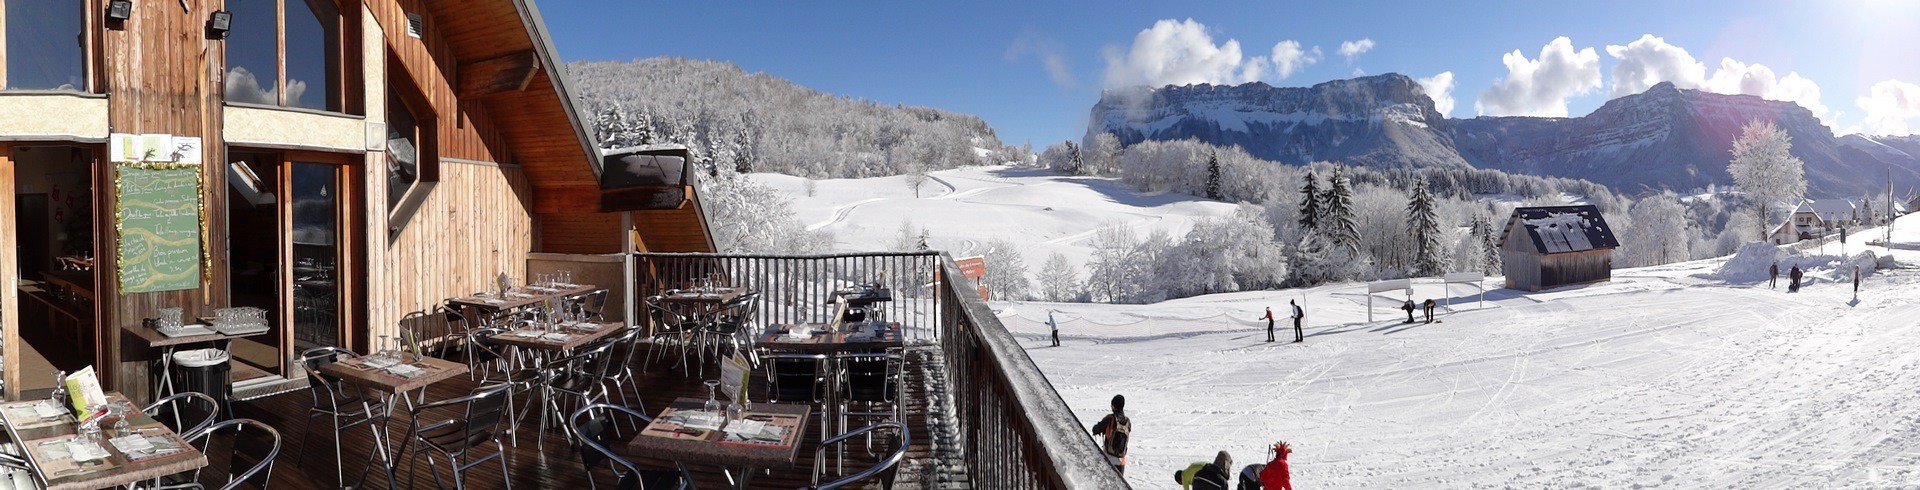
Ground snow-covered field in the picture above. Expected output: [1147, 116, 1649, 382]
[761, 166, 1920, 487]
[998, 217, 1920, 488]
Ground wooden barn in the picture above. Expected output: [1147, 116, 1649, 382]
[0, 0, 712, 403]
[1499, 205, 1619, 292]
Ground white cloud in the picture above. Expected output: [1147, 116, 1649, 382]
[1008, 32, 1077, 89]
[1857, 79, 1920, 136]
[1475, 36, 1602, 117]
[1270, 41, 1321, 79]
[1337, 38, 1375, 63]
[1102, 19, 1263, 88]
[1603, 34, 1830, 121]
[1417, 71, 1456, 116]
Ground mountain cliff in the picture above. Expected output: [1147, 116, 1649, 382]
[1090, 75, 1920, 196]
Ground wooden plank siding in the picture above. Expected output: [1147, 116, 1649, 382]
[1499, 214, 1614, 292]
[99, 0, 231, 399]
[1, 144, 17, 399]
[537, 212, 623, 254]
[367, 0, 513, 164]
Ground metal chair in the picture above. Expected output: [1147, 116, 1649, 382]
[838, 350, 905, 438]
[156, 418, 282, 490]
[539, 340, 621, 449]
[568, 289, 610, 322]
[597, 326, 650, 414]
[643, 296, 698, 374]
[568, 403, 694, 490]
[764, 353, 832, 440]
[296, 347, 387, 487]
[144, 391, 221, 439]
[405, 383, 513, 490]
[699, 292, 760, 368]
[464, 327, 546, 446]
[806, 420, 910, 490]
[400, 307, 466, 359]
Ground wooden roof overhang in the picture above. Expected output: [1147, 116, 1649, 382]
[421, 0, 715, 251]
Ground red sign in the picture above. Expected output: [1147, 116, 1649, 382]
[954, 256, 989, 300]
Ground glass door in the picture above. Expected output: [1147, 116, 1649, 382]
[289, 162, 341, 353]
[225, 152, 348, 381]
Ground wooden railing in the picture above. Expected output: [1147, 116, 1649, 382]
[630, 252, 1130, 489]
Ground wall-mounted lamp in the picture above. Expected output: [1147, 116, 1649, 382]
[105, 0, 133, 23]
[206, 10, 233, 39]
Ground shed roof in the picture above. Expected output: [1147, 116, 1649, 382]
[1794, 199, 1856, 221]
[1502, 205, 1619, 254]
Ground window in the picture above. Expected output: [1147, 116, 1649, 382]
[3, 0, 86, 90]
[224, 0, 341, 111]
[386, 89, 419, 210]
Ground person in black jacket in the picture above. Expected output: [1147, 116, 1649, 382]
[1192, 451, 1234, 490]
[1400, 299, 1416, 323]
[1089, 395, 1131, 474]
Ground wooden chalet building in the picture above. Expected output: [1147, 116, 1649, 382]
[0, 0, 711, 403]
[1498, 205, 1619, 292]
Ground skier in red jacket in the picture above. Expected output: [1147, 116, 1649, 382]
[1260, 441, 1292, 490]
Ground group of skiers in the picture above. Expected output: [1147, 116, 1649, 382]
[1398, 298, 1439, 323]
[1261, 300, 1306, 343]
[1769, 261, 1806, 292]
[1090, 394, 1294, 489]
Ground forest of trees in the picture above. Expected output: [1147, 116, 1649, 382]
[570, 57, 1004, 179]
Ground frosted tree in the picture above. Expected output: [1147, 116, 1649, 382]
[1319, 167, 1361, 253]
[1085, 132, 1123, 176]
[891, 220, 923, 252]
[1407, 176, 1446, 276]
[1726, 119, 1805, 241]
[733, 112, 756, 174]
[702, 173, 829, 254]
[1298, 171, 1322, 231]
[1036, 253, 1080, 302]
[1038, 141, 1083, 175]
[1624, 194, 1690, 266]
[981, 239, 1031, 301]
[1204, 149, 1222, 200]
[1158, 204, 1286, 297]
[1470, 214, 1501, 274]
[904, 159, 930, 198]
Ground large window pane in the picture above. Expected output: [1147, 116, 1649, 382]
[386, 91, 419, 210]
[291, 162, 340, 350]
[284, 0, 340, 111]
[224, 0, 281, 105]
[4, 0, 85, 90]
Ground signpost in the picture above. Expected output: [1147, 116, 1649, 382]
[1366, 278, 1411, 322]
[1444, 272, 1487, 309]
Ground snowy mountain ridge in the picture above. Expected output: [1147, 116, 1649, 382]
[1092, 74, 1920, 197]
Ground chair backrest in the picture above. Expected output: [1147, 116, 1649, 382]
[765, 354, 829, 404]
[180, 418, 281, 490]
[569, 403, 654, 480]
[144, 391, 220, 437]
[842, 351, 902, 404]
[810, 420, 910, 490]
[582, 289, 609, 317]
[298, 347, 360, 410]
[644, 297, 690, 335]
[460, 384, 512, 440]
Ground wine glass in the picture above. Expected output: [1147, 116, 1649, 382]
[726, 397, 743, 422]
[703, 380, 722, 412]
[109, 401, 131, 434]
[377, 335, 391, 362]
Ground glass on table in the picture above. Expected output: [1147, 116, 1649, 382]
[703, 380, 722, 412]
[108, 401, 132, 434]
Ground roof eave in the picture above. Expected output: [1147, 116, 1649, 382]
[512, 0, 603, 179]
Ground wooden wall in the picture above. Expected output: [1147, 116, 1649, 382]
[538, 212, 623, 254]
[1499, 213, 1615, 291]
[99, 0, 231, 398]
[1, 145, 17, 398]
[368, 0, 511, 165]
[362, 154, 533, 351]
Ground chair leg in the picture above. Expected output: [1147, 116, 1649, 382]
[497, 441, 513, 490]
[331, 415, 346, 487]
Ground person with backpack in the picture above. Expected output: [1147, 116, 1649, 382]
[1175, 461, 1209, 489]
[1789, 264, 1804, 292]
[1289, 300, 1305, 343]
[1090, 394, 1131, 474]
[1190, 451, 1234, 490]
[1262, 306, 1276, 342]
[1238, 463, 1267, 490]
[1261, 441, 1293, 490]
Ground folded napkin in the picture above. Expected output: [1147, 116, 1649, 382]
[538, 332, 571, 342]
[566, 321, 602, 331]
[361, 356, 401, 369]
[673, 410, 723, 431]
[33, 402, 66, 419]
[382, 363, 427, 378]
[482, 298, 506, 305]
[108, 434, 153, 454]
[64, 441, 108, 462]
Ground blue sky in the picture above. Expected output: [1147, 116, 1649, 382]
[540, 1, 1920, 147]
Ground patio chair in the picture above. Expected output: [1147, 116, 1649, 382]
[406, 383, 514, 490]
[568, 288, 610, 322]
[463, 327, 546, 447]
[155, 418, 282, 490]
[144, 391, 221, 439]
[838, 349, 906, 451]
[643, 296, 699, 374]
[597, 326, 651, 415]
[569, 403, 695, 490]
[764, 352, 832, 440]
[699, 292, 761, 368]
[297, 347, 387, 487]
[401, 307, 467, 359]
[539, 340, 621, 449]
[805, 420, 910, 490]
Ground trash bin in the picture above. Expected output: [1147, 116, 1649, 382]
[172, 348, 231, 419]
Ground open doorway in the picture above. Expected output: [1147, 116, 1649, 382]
[10, 145, 97, 398]
[225, 150, 349, 383]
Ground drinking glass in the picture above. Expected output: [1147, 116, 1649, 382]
[377, 335, 391, 361]
[726, 398, 743, 422]
[109, 401, 131, 434]
[703, 380, 722, 412]
[562, 270, 573, 286]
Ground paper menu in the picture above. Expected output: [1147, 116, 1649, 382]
[720, 352, 750, 403]
[64, 367, 106, 420]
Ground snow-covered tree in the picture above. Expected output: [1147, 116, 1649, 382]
[1158, 204, 1286, 297]
[702, 173, 830, 254]
[1623, 194, 1690, 266]
[1040, 140, 1085, 175]
[1036, 253, 1080, 302]
[1298, 171, 1322, 231]
[1469, 214, 1501, 275]
[904, 159, 930, 198]
[1727, 119, 1805, 241]
[1319, 167, 1361, 253]
[1085, 132, 1123, 176]
[1204, 150, 1223, 200]
[891, 220, 923, 252]
[1407, 176, 1446, 277]
[981, 239, 1031, 301]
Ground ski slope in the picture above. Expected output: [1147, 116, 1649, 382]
[751, 165, 1238, 264]
[994, 215, 1920, 488]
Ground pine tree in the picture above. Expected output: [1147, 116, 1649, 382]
[1298, 171, 1322, 231]
[1204, 150, 1222, 200]
[1065, 141, 1084, 175]
[1319, 167, 1361, 253]
[1407, 176, 1445, 276]
[733, 112, 755, 174]
[1471, 214, 1502, 275]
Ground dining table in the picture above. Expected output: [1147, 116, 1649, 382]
[0, 393, 207, 490]
[315, 354, 468, 489]
[627, 397, 811, 490]
[447, 284, 597, 313]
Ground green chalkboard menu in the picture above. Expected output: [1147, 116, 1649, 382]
[116, 164, 203, 293]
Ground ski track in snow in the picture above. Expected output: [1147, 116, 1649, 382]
[1007, 215, 1920, 488]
